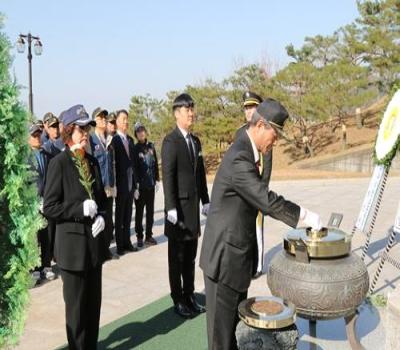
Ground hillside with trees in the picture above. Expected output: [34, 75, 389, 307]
[126, 0, 399, 172]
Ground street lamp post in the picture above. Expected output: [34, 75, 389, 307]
[16, 33, 43, 115]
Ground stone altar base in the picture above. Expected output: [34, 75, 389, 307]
[235, 320, 299, 350]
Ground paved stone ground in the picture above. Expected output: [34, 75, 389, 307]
[15, 176, 400, 350]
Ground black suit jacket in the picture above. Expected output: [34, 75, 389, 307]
[111, 133, 137, 194]
[235, 123, 273, 185]
[199, 131, 300, 292]
[43, 148, 108, 271]
[161, 127, 209, 241]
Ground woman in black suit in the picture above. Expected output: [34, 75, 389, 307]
[43, 104, 108, 350]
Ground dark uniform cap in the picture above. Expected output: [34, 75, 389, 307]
[35, 120, 44, 128]
[255, 98, 289, 130]
[107, 112, 116, 123]
[62, 104, 96, 127]
[58, 110, 66, 124]
[29, 124, 41, 135]
[43, 112, 56, 123]
[47, 115, 59, 127]
[243, 91, 263, 107]
[172, 93, 195, 111]
[92, 107, 108, 119]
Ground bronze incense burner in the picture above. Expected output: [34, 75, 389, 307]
[267, 227, 369, 349]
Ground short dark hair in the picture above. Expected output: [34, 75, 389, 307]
[134, 128, 146, 138]
[172, 93, 195, 111]
[116, 109, 129, 118]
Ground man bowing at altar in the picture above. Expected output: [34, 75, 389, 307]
[200, 98, 322, 350]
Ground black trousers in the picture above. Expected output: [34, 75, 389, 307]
[37, 226, 51, 269]
[115, 191, 134, 250]
[104, 197, 114, 248]
[204, 275, 248, 350]
[134, 187, 155, 239]
[168, 238, 198, 304]
[48, 219, 56, 262]
[60, 266, 102, 350]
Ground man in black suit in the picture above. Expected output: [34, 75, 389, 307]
[161, 93, 210, 318]
[200, 98, 322, 350]
[111, 109, 138, 255]
[43, 104, 108, 349]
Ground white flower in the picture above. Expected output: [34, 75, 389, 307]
[375, 89, 400, 161]
[70, 143, 83, 152]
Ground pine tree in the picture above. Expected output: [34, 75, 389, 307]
[356, 0, 400, 92]
[0, 15, 43, 348]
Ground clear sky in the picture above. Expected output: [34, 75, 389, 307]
[1, 0, 359, 119]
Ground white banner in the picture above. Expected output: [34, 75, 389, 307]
[355, 164, 386, 232]
[394, 201, 400, 234]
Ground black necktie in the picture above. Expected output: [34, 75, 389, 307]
[186, 134, 195, 165]
[255, 160, 261, 174]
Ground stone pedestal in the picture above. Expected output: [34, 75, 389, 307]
[235, 320, 298, 350]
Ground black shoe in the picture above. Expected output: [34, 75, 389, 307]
[125, 244, 138, 252]
[137, 238, 144, 248]
[117, 249, 125, 256]
[145, 236, 157, 245]
[174, 302, 194, 319]
[105, 249, 113, 261]
[109, 249, 120, 260]
[186, 294, 206, 313]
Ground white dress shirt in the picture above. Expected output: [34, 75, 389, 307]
[117, 130, 130, 157]
[246, 130, 260, 164]
[178, 126, 195, 151]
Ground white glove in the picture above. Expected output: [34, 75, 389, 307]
[155, 181, 160, 193]
[201, 203, 210, 216]
[83, 199, 98, 219]
[134, 189, 140, 200]
[300, 207, 322, 231]
[39, 198, 44, 213]
[91, 215, 105, 238]
[167, 208, 178, 225]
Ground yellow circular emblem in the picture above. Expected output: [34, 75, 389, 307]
[375, 90, 400, 161]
